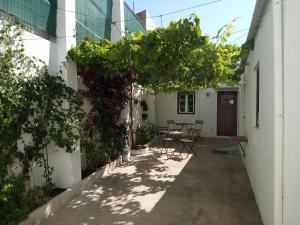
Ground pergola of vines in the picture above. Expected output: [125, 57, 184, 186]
[68, 14, 241, 156]
[69, 15, 241, 93]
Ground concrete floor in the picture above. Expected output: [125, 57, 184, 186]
[42, 138, 262, 225]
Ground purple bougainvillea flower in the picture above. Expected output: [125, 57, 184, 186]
[130, 69, 137, 80]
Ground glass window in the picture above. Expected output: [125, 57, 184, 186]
[177, 92, 195, 114]
[221, 95, 235, 105]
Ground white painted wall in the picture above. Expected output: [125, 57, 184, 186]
[156, 91, 201, 130]
[240, 1, 282, 225]
[22, 32, 54, 71]
[145, 91, 156, 124]
[282, 1, 300, 225]
[47, 0, 81, 189]
[5, 0, 156, 187]
[5, 0, 81, 189]
[155, 88, 239, 137]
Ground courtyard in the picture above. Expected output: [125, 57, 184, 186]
[41, 138, 262, 225]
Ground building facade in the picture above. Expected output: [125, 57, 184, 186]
[0, 0, 148, 188]
[240, 1, 300, 225]
[156, 88, 243, 138]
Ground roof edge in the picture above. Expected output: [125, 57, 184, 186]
[246, 0, 270, 43]
[238, 0, 270, 75]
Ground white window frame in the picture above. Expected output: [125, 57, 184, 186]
[177, 92, 195, 114]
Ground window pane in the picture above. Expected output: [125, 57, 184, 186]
[222, 99, 235, 104]
[221, 94, 235, 105]
[179, 93, 185, 101]
[180, 103, 185, 112]
[180, 101, 185, 106]
[178, 92, 194, 113]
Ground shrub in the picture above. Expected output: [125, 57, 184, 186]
[0, 177, 46, 225]
[69, 39, 137, 171]
[135, 123, 157, 145]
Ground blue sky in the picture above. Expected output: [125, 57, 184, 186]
[125, 0, 256, 45]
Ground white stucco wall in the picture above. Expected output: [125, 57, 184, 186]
[48, 0, 82, 189]
[144, 91, 156, 124]
[156, 91, 202, 132]
[282, 1, 300, 225]
[22, 32, 54, 71]
[3, 0, 82, 189]
[155, 88, 239, 137]
[241, 1, 282, 225]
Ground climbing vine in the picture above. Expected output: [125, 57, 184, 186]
[0, 20, 84, 224]
[78, 67, 135, 171]
[70, 15, 241, 92]
[69, 14, 242, 170]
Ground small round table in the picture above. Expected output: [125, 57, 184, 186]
[175, 122, 194, 133]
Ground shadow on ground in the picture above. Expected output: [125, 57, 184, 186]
[42, 138, 262, 225]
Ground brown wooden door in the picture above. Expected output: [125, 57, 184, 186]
[217, 91, 238, 136]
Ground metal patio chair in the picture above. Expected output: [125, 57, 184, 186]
[187, 120, 204, 141]
[166, 120, 178, 131]
[178, 131, 201, 157]
[156, 127, 174, 157]
[161, 137, 174, 157]
[156, 127, 168, 143]
[177, 122, 203, 157]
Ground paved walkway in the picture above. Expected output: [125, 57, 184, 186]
[42, 138, 262, 225]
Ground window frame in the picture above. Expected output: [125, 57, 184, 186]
[177, 92, 196, 115]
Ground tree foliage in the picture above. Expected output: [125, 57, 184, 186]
[69, 15, 241, 92]
[69, 14, 242, 163]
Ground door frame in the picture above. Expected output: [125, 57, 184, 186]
[217, 91, 238, 136]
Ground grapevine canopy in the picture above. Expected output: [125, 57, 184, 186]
[69, 15, 241, 92]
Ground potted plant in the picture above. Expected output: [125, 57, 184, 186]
[132, 123, 157, 155]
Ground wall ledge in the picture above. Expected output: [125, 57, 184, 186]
[19, 156, 123, 225]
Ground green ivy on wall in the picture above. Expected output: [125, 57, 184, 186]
[0, 20, 85, 225]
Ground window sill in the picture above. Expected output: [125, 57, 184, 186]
[177, 112, 195, 115]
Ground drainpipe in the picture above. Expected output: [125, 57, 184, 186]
[238, 74, 246, 137]
[273, 0, 284, 224]
[280, 1, 285, 225]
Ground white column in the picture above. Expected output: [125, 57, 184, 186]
[111, 0, 125, 42]
[48, 0, 82, 189]
[55, 0, 77, 85]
